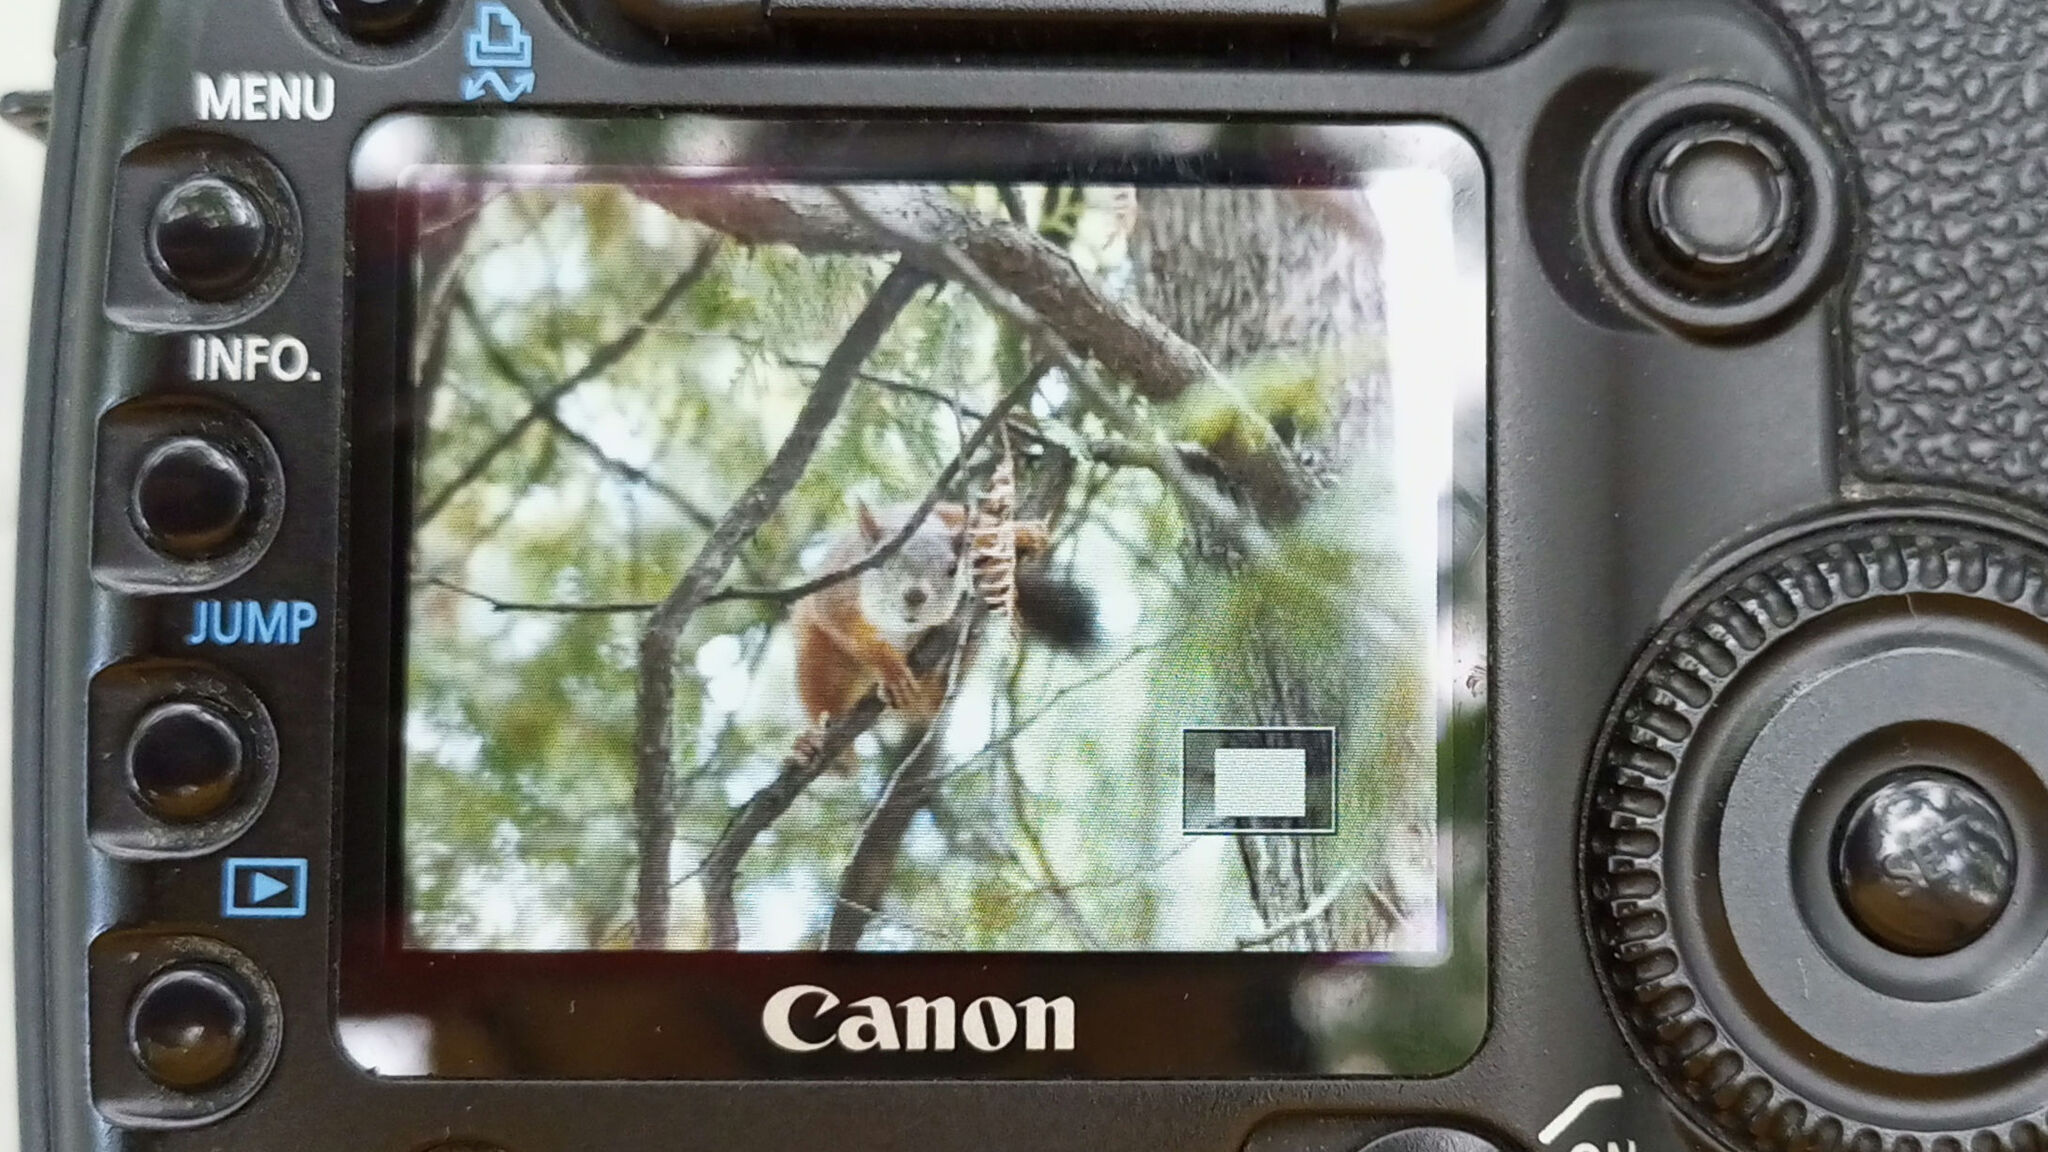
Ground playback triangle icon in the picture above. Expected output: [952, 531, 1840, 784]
[222, 857, 310, 919]
[248, 871, 290, 904]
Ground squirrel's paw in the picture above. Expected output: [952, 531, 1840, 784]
[789, 718, 855, 774]
[789, 723, 826, 767]
[877, 666, 923, 713]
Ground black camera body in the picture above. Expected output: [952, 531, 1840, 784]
[16, 1, 2048, 1151]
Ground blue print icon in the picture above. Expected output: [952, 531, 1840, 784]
[462, 2, 535, 103]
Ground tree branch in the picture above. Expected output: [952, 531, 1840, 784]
[1236, 867, 1357, 950]
[1004, 756, 1106, 950]
[633, 261, 932, 949]
[924, 640, 1157, 793]
[824, 611, 980, 949]
[825, 189, 1268, 563]
[695, 389, 1074, 951]
[1085, 438, 1230, 483]
[696, 617, 964, 950]
[702, 361, 1051, 608]
[445, 284, 783, 590]
[639, 183, 1216, 395]
[417, 241, 720, 529]
[533, 409, 722, 531]
[784, 359, 1052, 448]
[632, 182, 1315, 522]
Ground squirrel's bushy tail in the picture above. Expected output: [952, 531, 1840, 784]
[1013, 567, 1099, 652]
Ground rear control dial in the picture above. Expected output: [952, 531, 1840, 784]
[1585, 518, 2048, 1152]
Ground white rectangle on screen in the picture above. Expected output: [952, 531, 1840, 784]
[1212, 748, 1308, 819]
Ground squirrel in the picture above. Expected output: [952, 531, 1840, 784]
[791, 499, 1098, 759]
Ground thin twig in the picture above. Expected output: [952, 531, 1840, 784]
[1000, 840, 1200, 902]
[701, 361, 1053, 607]
[925, 641, 1159, 792]
[445, 291, 781, 588]
[1005, 757, 1106, 950]
[533, 409, 722, 531]
[827, 894, 974, 948]
[784, 359, 1051, 447]
[417, 575, 660, 616]
[1236, 867, 1357, 950]
[417, 242, 720, 528]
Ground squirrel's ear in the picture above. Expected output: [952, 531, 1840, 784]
[856, 500, 886, 544]
[935, 503, 968, 536]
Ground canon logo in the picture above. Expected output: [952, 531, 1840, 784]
[762, 985, 1076, 1053]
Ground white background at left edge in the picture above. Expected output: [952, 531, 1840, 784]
[3, 0, 61, 1145]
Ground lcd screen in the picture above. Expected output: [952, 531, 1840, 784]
[344, 117, 1487, 1077]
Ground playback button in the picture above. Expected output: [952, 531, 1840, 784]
[127, 965, 253, 1091]
[92, 933, 284, 1126]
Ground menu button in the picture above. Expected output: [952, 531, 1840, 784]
[148, 175, 275, 302]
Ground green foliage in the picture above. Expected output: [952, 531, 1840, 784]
[401, 178, 1464, 1012]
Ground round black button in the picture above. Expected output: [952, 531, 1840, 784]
[321, 0, 442, 41]
[1355, 1129, 1505, 1152]
[127, 966, 253, 1091]
[1833, 768, 2017, 957]
[131, 438, 252, 560]
[148, 176, 274, 302]
[126, 702, 246, 823]
[1632, 120, 1800, 288]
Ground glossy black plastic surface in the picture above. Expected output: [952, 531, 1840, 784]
[17, 0, 2048, 1148]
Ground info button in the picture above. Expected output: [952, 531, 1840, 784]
[221, 857, 309, 919]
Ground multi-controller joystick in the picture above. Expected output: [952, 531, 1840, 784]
[1833, 769, 2017, 958]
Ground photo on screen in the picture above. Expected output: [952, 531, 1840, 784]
[391, 125, 1486, 958]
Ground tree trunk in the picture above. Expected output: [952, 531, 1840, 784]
[1129, 188, 1391, 464]
[1128, 187, 1405, 951]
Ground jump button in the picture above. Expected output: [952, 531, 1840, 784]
[126, 702, 246, 824]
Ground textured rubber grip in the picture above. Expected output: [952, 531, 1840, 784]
[1765, 0, 2048, 507]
